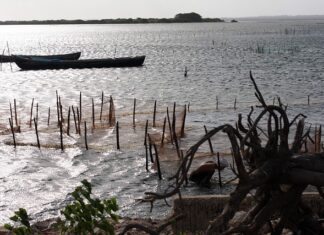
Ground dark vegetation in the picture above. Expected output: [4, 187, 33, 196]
[4, 180, 119, 235]
[0, 13, 224, 25]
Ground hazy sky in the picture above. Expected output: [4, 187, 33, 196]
[1, 0, 324, 21]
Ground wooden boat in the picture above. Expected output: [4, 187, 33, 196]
[13, 55, 146, 70]
[0, 52, 81, 63]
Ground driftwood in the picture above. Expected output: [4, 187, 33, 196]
[142, 71, 324, 234]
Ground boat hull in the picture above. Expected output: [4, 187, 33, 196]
[0, 52, 81, 63]
[14, 55, 146, 70]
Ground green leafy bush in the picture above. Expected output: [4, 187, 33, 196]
[58, 179, 119, 235]
[4, 208, 33, 235]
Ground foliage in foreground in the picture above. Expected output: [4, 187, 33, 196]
[4, 208, 33, 235]
[58, 179, 119, 235]
[4, 180, 119, 235]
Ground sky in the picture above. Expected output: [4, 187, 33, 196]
[1, 0, 324, 21]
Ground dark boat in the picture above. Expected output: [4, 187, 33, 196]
[13, 55, 146, 70]
[0, 52, 81, 63]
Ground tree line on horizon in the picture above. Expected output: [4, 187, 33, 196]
[0, 12, 226, 25]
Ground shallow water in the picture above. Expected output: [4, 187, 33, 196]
[0, 20, 324, 223]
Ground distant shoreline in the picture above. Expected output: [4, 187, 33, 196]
[0, 18, 225, 26]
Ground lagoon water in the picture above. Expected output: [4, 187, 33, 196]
[0, 19, 324, 223]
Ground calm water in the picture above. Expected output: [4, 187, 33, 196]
[0, 20, 324, 223]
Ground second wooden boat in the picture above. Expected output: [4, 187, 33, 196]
[14, 55, 146, 70]
[0, 52, 81, 63]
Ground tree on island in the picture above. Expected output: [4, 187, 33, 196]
[174, 12, 202, 22]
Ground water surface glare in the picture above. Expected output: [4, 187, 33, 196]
[0, 20, 324, 223]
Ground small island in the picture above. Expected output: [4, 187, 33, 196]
[0, 12, 224, 25]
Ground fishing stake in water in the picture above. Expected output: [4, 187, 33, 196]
[84, 121, 88, 150]
[153, 100, 157, 127]
[34, 118, 40, 149]
[116, 121, 120, 150]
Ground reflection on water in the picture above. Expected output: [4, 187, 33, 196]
[0, 20, 324, 223]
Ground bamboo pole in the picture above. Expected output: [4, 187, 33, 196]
[92, 98, 95, 130]
[36, 103, 39, 123]
[14, 99, 18, 128]
[166, 107, 173, 144]
[76, 107, 81, 135]
[144, 120, 148, 146]
[29, 98, 34, 128]
[47, 107, 50, 126]
[216, 96, 218, 110]
[67, 107, 70, 136]
[9, 102, 13, 123]
[148, 134, 154, 163]
[59, 97, 63, 123]
[217, 152, 222, 188]
[72, 106, 78, 134]
[100, 91, 104, 121]
[34, 118, 40, 149]
[116, 121, 120, 150]
[59, 117, 64, 151]
[84, 121, 88, 150]
[9, 118, 16, 148]
[204, 125, 214, 154]
[153, 144, 162, 180]
[133, 98, 136, 127]
[56, 91, 60, 126]
[79, 92, 82, 123]
[180, 105, 186, 138]
[153, 100, 157, 127]
[161, 117, 166, 146]
[145, 144, 149, 172]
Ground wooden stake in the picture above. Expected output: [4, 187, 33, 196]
[153, 100, 157, 127]
[34, 118, 40, 149]
[9, 118, 16, 148]
[59, 97, 63, 123]
[67, 107, 70, 136]
[36, 103, 39, 123]
[216, 96, 219, 110]
[79, 92, 82, 123]
[180, 105, 186, 138]
[148, 134, 154, 163]
[14, 99, 18, 128]
[234, 98, 237, 110]
[188, 102, 190, 112]
[56, 91, 60, 126]
[204, 125, 214, 154]
[144, 120, 148, 146]
[29, 98, 34, 128]
[145, 144, 149, 172]
[47, 107, 50, 126]
[161, 117, 166, 146]
[76, 107, 81, 135]
[9, 102, 13, 123]
[153, 144, 162, 180]
[133, 98, 136, 127]
[92, 98, 95, 130]
[166, 107, 173, 144]
[100, 91, 104, 121]
[72, 106, 78, 134]
[108, 96, 113, 126]
[84, 121, 88, 150]
[308, 95, 310, 106]
[116, 121, 120, 150]
[59, 118, 64, 151]
[217, 152, 222, 188]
